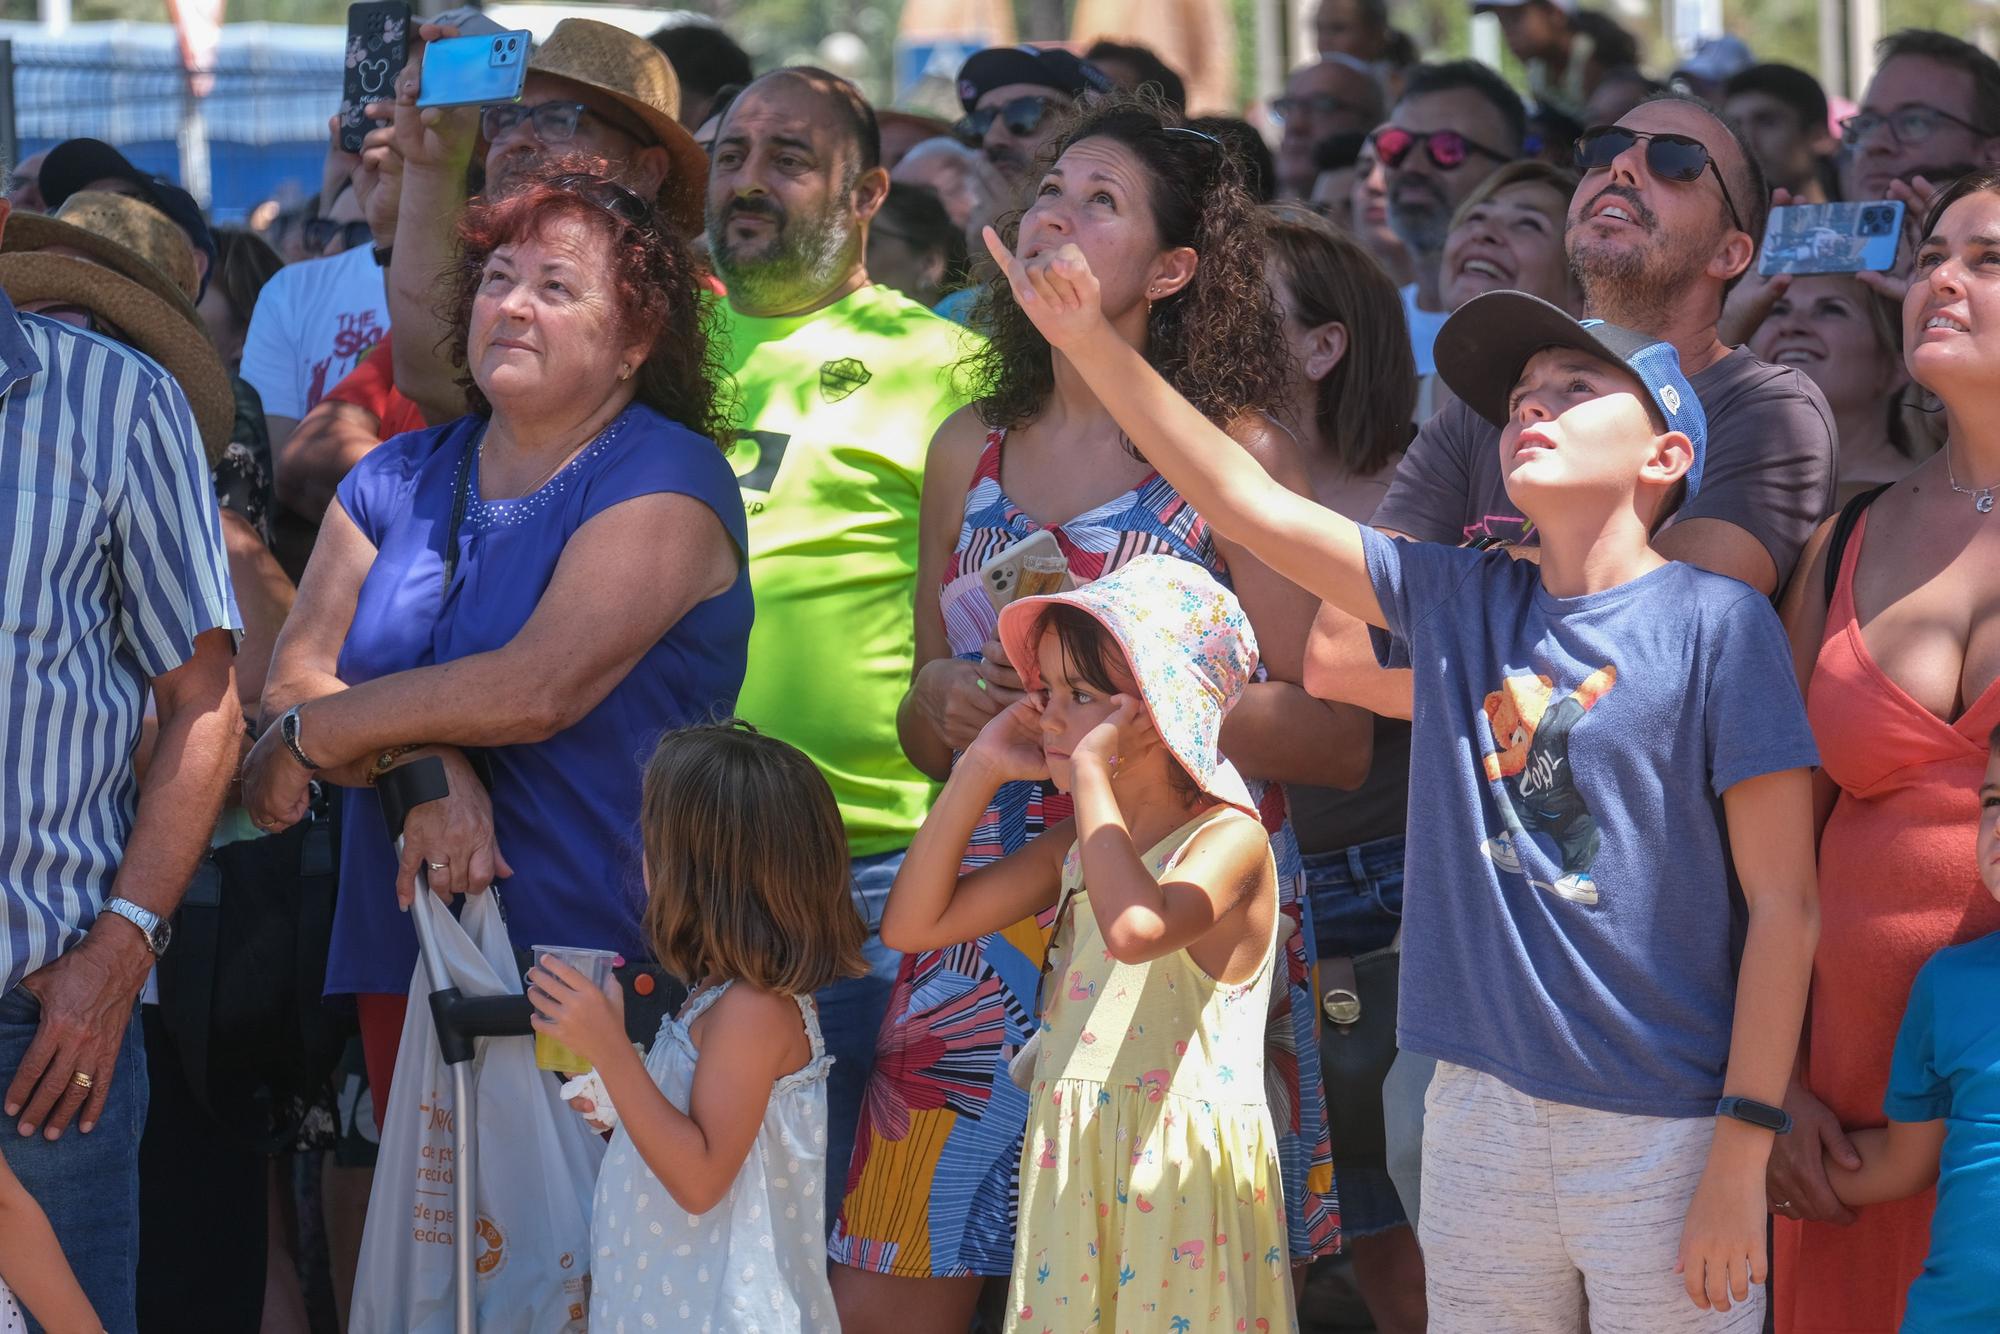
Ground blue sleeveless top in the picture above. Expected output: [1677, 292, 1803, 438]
[325, 404, 752, 996]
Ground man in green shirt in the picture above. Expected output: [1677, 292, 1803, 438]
[706, 66, 982, 1201]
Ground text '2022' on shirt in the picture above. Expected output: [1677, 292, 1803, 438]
[1358, 526, 1819, 1117]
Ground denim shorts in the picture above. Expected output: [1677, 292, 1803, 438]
[812, 847, 906, 1222]
[1303, 833, 1410, 1237]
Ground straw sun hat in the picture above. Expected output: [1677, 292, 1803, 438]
[529, 18, 707, 237]
[0, 191, 234, 466]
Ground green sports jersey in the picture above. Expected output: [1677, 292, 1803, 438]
[719, 283, 983, 855]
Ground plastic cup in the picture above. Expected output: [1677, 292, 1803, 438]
[532, 944, 619, 1073]
[1018, 552, 1069, 598]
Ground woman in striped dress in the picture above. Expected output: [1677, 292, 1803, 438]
[826, 96, 1372, 1331]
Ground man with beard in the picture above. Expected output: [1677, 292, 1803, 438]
[381, 17, 707, 428]
[955, 45, 1111, 193]
[1301, 96, 1836, 1222]
[1374, 61, 1524, 376]
[706, 65, 982, 1205]
[1839, 29, 2000, 203]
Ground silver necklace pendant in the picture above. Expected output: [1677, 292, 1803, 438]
[1979, 490, 1996, 514]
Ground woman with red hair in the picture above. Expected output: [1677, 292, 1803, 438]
[242, 161, 752, 1108]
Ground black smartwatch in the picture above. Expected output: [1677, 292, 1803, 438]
[1716, 1096, 1792, 1134]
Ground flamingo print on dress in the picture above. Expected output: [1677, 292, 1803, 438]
[1170, 1239, 1205, 1270]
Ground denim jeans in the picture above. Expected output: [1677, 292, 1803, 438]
[0, 984, 148, 1334]
[1302, 833, 1410, 1236]
[812, 847, 905, 1221]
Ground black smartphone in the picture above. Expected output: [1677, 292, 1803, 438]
[339, 0, 410, 153]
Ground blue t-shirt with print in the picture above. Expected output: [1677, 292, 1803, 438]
[1885, 932, 2000, 1332]
[1359, 527, 1819, 1117]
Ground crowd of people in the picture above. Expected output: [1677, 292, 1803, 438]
[0, 3, 1997, 1333]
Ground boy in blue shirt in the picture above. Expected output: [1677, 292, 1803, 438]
[982, 225, 1821, 1330]
[1826, 727, 2000, 1332]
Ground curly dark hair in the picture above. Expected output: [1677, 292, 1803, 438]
[442, 155, 730, 447]
[963, 95, 1294, 439]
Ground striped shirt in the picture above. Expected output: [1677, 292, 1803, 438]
[0, 297, 238, 1000]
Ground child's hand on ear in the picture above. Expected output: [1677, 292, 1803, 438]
[981, 226, 1110, 350]
[528, 956, 627, 1073]
[1073, 695, 1150, 776]
[964, 696, 1052, 784]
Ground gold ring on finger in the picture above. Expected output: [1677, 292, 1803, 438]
[70, 1070, 94, 1090]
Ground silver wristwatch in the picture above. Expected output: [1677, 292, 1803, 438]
[102, 897, 172, 957]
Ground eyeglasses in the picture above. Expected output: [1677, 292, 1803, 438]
[544, 172, 653, 228]
[955, 95, 1061, 145]
[303, 217, 375, 253]
[1368, 125, 1511, 172]
[1270, 93, 1373, 126]
[1574, 125, 1745, 235]
[480, 100, 651, 147]
[1839, 103, 1992, 150]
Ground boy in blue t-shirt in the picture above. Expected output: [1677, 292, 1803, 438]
[982, 226, 1821, 1331]
[1826, 727, 2000, 1332]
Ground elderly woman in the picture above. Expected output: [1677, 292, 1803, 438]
[242, 163, 750, 1112]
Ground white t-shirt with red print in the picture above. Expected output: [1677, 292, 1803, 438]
[239, 242, 388, 422]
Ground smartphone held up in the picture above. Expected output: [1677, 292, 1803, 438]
[339, 1, 409, 152]
[417, 28, 532, 110]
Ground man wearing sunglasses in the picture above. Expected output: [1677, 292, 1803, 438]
[1840, 29, 2000, 203]
[954, 45, 1113, 188]
[1375, 61, 1525, 376]
[1272, 55, 1384, 200]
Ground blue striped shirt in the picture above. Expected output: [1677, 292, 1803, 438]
[0, 296, 239, 1000]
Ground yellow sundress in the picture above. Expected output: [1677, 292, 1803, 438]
[1006, 808, 1296, 1334]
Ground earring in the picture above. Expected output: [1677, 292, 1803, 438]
[619, 364, 632, 380]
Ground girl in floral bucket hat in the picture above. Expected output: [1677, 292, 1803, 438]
[881, 554, 1295, 1332]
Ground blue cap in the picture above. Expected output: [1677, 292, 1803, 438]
[1435, 290, 1708, 497]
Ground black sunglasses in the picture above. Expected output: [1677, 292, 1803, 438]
[303, 217, 374, 253]
[545, 172, 654, 228]
[955, 95, 1060, 145]
[1574, 126, 1744, 235]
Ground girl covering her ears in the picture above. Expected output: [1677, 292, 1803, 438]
[880, 556, 1295, 1332]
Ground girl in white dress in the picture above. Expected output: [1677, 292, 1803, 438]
[0, 1149, 101, 1332]
[528, 721, 868, 1333]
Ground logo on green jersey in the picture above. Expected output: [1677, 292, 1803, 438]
[819, 358, 871, 403]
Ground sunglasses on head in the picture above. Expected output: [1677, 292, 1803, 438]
[955, 95, 1060, 145]
[1573, 126, 1745, 235]
[1369, 125, 1511, 172]
[545, 172, 654, 228]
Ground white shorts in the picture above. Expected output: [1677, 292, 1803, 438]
[1419, 1060, 1765, 1334]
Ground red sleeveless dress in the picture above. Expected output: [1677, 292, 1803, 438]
[1773, 511, 2000, 1332]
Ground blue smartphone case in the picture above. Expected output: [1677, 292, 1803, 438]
[416, 30, 530, 109]
[1758, 201, 1906, 276]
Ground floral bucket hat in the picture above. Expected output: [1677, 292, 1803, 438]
[997, 554, 1260, 818]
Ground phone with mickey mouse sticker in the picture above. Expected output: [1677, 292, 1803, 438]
[339, 2, 409, 153]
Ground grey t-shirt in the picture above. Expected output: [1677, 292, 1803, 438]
[1373, 347, 1837, 588]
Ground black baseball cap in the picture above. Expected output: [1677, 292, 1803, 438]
[39, 139, 217, 298]
[1436, 291, 1709, 495]
[958, 45, 1113, 113]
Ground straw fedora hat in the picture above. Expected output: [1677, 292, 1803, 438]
[0, 191, 235, 466]
[529, 18, 707, 237]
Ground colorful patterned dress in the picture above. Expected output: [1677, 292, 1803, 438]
[1008, 812, 1294, 1334]
[828, 430, 1336, 1278]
